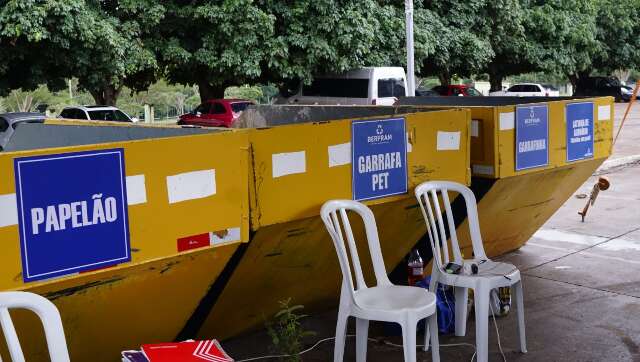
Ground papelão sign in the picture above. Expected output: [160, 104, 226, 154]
[14, 149, 131, 282]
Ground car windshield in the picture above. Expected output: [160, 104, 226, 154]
[466, 87, 482, 96]
[88, 110, 130, 122]
[231, 102, 252, 113]
[542, 84, 558, 91]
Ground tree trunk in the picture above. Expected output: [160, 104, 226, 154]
[198, 81, 226, 102]
[438, 71, 451, 86]
[568, 73, 579, 88]
[89, 85, 122, 106]
[489, 73, 504, 92]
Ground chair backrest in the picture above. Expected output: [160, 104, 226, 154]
[0, 291, 70, 362]
[414, 181, 487, 270]
[321, 200, 392, 297]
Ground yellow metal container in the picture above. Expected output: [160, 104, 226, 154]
[0, 108, 471, 360]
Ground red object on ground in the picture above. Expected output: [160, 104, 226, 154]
[141, 340, 233, 362]
[177, 99, 254, 128]
[177, 233, 211, 252]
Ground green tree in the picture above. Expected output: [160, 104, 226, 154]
[0, 0, 159, 105]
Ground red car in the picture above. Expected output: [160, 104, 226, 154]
[432, 84, 483, 97]
[178, 99, 254, 127]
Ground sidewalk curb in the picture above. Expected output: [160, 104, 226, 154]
[596, 154, 640, 174]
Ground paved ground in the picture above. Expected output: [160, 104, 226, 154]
[224, 102, 640, 362]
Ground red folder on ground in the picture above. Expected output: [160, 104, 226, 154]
[141, 340, 233, 362]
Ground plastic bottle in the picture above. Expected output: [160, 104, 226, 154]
[407, 249, 424, 286]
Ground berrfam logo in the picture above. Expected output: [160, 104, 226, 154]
[368, 124, 393, 144]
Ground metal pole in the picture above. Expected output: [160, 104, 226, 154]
[405, 0, 415, 96]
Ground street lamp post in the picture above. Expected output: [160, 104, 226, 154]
[405, 0, 415, 97]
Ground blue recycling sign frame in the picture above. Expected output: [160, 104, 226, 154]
[515, 105, 549, 171]
[566, 102, 595, 162]
[14, 148, 131, 282]
[352, 117, 407, 201]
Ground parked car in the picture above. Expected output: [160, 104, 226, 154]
[59, 106, 137, 122]
[573, 76, 624, 102]
[489, 83, 560, 97]
[621, 85, 637, 102]
[177, 99, 254, 128]
[276, 67, 408, 106]
[431, 84, 483, 96]
[0, 112, 46, 151]
[415, 88, 441, 97]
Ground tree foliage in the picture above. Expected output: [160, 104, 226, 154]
[2, 0, 640, 103]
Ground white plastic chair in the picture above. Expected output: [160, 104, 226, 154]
[414, 181, 526, 362]
[321, 200, 440, 362]
[0, 291, 70, 362]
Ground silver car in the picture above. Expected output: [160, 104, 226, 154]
[0, 112, 46, 151]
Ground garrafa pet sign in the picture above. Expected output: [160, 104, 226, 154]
[352, 117, 407, 201]
[14, 149, 131, 282]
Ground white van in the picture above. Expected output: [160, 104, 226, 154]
[277, 67, 408, 106]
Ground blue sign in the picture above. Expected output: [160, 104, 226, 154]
[352, 118, 407, 201]
[14, 149, 131, 282]
[566, 102, 594, 162]
[515, 105, 549, 171]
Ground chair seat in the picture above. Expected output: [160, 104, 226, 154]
[439, 260, 521, 288]
[354, 285, 437, 312]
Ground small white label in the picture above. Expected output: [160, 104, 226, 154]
[598, 105, 611, 121]
[328, 143, 351, 167]
[472, 164, 495, 175]
[406, 132, 413, 152]
[471, 120, 480, 137]
[499, 112, 515, 130]
[437, 131, 461, 151]
[0, 193, 18, 227]
[210, 227, 241, 244]
[272, 151, 306, 178]
[126, 175, 147, 205]
[166, 169, 216, 204]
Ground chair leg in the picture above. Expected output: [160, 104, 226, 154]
[356, 318, 369, 362]
[512, 281, 527, 353]
[334, 311, 348, 362]
[401, 319, 417, 362]
[454, 287, 468, 337]
[424, 274, 439, 351]
[428, 315, 440, 362]
[474, 284, 490, 362]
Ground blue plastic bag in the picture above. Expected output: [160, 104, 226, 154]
[417, 276, 456, 334]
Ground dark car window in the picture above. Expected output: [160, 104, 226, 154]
[452, 87, 462, 95]
[60, 109, 74, 119]
[522, 85, 538, 92]
[466, 87, 482, 96]
[0, 118, 8, 132]
[302, 78, 369, 98]
[231, 102, 252, 113]
[431, 85, 447, 95]
[507, 85, 522, 92]
[88, 110, 130, 122]
[210, 103, 226, 114]
[378, 78, 406, 98]
[195, 103, 211, 114]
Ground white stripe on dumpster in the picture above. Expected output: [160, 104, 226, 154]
[0, 193, 18, 227]
[126, 175, 147, 205]
[436, 131, 461, 151]
[499, 112, 515, 130]
[328, 143, 351, 167]
[166, 169, 216, 204]
[471, 120, 480, 137]
[272, 151, 306, 178]
[597, 105, 611, 121]
[406, 132, 413, 152]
